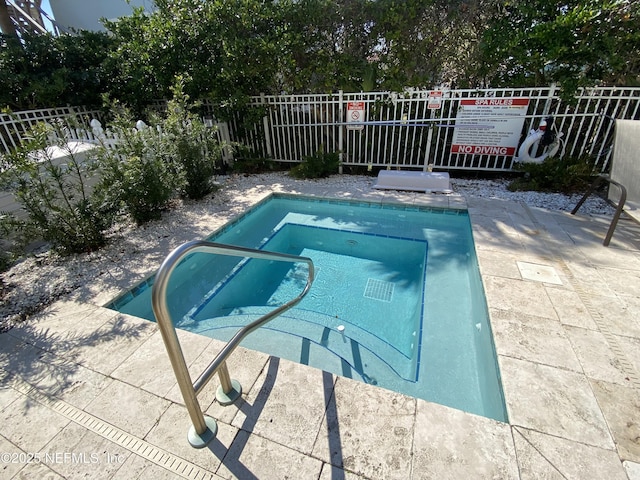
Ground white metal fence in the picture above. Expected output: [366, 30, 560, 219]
[222, 86, 640, 172]
[3, 86, 640, 172]
[0, 106, 104, 154]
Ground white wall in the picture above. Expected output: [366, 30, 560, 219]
[49, 0, 154, 32]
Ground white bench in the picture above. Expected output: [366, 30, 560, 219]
[373, 170, 452, 193]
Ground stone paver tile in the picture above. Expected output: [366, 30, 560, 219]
[38, 307, 124, 355]
[625, 461, 640, 480]
[195, 343, 270, 419]
[0, 433, 29, 479]
[590, 379, 640, 462]
[413, 194, 450, 208]
[39, 422, 131, 479]
[312, 377, 415, 480]
[216, 428, 323, 480]
[500, 356, 613, 449]
[0, 394, 70, 452]
[490, 309, 582, 372]
[545, 288, 597, 330]
[471, 226, 525, 253]
[67, 313, 156, 375]
[111, 329, 211, 398]
[144, 402, 224, 473]
[84, 379, 171, 439]
[564, 263, 617, 298]
[0, 333, 49, 380]
[111, 453, 191, 480]
[10, 461, 65, 479]
[0, 372, 22, 411]
[412, 401, 517, 480]
[483, 276, 558, 319]
[589, 295, 640, 339]
[476, 250, 522, 279]
[7, 302, 99, 350]
[514, 427, 627, 480]
[35, 299, 99, 317]
[33, 358, 113, 409]
[230, 357, 332, 455]
[319, 462, 369, 479]
[565, 326, 631, 385]
[615, 334, 640, 377]
[576, 243, 640, 271]
[597, 267, 640, 298]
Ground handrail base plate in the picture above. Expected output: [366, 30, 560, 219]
[188, 416, 218, 449]
[216, 379, 242, 406]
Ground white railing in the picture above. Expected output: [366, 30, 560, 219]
[0, 106, 103, 154]
[228, 86, 640, 172]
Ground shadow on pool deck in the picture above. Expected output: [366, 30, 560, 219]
[1, 183, 640, 479]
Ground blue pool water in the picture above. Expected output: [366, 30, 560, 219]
[108, 194, 507, 421]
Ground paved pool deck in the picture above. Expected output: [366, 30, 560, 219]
[1, 179, 640, 479]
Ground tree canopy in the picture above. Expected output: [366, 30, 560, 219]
[1, 0, 638, 112]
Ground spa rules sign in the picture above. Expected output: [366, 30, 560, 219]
[451, 98, 529, 156]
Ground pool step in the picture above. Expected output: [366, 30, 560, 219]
[183, 306, 418, 383]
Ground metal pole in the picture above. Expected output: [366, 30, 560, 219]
[152, 243, 216, 448]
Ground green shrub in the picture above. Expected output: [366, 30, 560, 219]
[160, 79, 224, 200]
[0, 120, 109, 254]
[508, 156, 595, 194]
[95, 103, 178, 225]
[231, 145, 275, 174]
[0, 214, 19, 272]
[289, 149, 339, 179]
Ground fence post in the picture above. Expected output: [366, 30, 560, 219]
[338, 90, 344, 174]
[90, 119, 104, 140]
[260, 93, 273, 159]
[542, 83, 558, 118]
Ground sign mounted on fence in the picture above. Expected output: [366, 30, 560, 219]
[451, 98, 529, 156]
[427, 91, 443, 109]
[346, 101, 366, 130]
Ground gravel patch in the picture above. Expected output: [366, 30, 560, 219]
[0, 172, 614, 331]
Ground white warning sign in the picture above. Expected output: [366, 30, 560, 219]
[451, 98, 529, 156]
[427, 91, 443, 109]
[347, 101, 365, 130]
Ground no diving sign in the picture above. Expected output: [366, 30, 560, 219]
[347, 101, 365, 130]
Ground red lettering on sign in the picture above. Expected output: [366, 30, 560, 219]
[452, 145, 516, 156]
[460, 98, 529, 107]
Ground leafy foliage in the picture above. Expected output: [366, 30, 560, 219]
[231, 145, 276, 174]
[0, 120, 109, 254]
[103, 1, 287, 114]
[0, 31, 115, 110]
[508, 155, 596, 193]
[94, 103, 178, 225]
[289, 149, 340, 178]
[478, 1, 640, 97]
[159, 78, 224, 200]
[95, 81, 226, 224]
[2, 0, 639, 111]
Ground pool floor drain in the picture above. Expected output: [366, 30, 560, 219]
[364, 278, 394, 302]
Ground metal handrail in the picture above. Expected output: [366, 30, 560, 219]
[151, 240, 314, 448]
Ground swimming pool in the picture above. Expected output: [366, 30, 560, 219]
[108, 194, 507, 421]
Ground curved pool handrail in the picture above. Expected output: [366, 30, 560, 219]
[151, 240, 314, 448]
